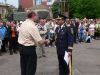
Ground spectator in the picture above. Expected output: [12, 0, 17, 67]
[89, 21, 96, 40]
[0, 22, 7, 53]
[0, 32, 2, 56]
[9, 21, 18, 55]
[79, 22, 85, 42]
[37, 19, 47, 57]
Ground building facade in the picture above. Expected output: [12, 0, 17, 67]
[19, 0, 35, 9]
[19, 0, 55, 9]
[47, 0, 55, 6]
[0, 3, 10, 19]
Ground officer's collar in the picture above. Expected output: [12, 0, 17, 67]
[60, 23, 66, 29]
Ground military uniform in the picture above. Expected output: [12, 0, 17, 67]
[55, 14, 73, 75]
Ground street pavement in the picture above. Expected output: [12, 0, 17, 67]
[73, 40, 100, 75]
[0, 40, 100, 75]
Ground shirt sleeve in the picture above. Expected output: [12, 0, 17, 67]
[28, 24, 42, 42]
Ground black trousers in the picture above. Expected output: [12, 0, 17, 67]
[50, 39, 55, 46]
[1, 39, 6, 52]
[74, 32, 79, 43]
[5, 37, 9, 48]
[19, 44, 37, 75]
[9, 37, 17, 52]
[57, 54, 69, 75]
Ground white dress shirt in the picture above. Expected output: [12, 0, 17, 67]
[18, 19, 42, 46]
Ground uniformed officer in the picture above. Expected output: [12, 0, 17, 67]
[55, 14, 74, 75]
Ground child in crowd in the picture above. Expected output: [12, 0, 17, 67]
[85, 34, 92, 43]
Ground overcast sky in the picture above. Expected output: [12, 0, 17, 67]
[0, 0, 18, 8]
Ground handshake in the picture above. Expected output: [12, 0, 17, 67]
[44, 39, 50, 45]
[38, 39, 50, 45]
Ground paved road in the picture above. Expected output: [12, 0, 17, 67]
[0, 40, 100, 75]
[0, 47, 58, 75]
[73, 40, 100, 75]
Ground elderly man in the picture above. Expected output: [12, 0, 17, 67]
[36, 19, 47, 57]
[18, 11, 49, 75]
[0, 22, 7, 54]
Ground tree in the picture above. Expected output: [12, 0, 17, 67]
[6, 6, 17, 21]
[69, 0, 100, 18]
[52, 1, 60, 18]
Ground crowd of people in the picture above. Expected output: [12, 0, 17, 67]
[0, 18, 100, 56]
[0, 21, 19, 56]
[0, 11, 100, 75]
[35, 18, 100, 46]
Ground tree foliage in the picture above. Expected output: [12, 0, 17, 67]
[52, 0, 100, 18]
[69, 0, 100, 18]
[51, 1, 59, 18]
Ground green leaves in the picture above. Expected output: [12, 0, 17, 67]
[52, 1, 60, 18]
[52, 0, 100, 18]
[69, 0, 100, 18]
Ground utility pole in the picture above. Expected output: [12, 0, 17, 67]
[58, 0, 69, 18]
[67, 0, 69, 18]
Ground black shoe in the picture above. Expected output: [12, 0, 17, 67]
[0, 53, 2, 56]
[42, 55, 46, 57]
[0, 51, 2, 56]
[14, 51, 18, 54]
[10, 51, 13, 55]
[38, 56, 42, 58]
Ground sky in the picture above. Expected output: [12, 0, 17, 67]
[36, 0, 42, 5]
[0, 0, 18, 8]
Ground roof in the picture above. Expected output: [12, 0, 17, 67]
[0, 3, 16, 8]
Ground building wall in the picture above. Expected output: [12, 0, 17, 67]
[47, 0, 55, 6]
[19, 0, 34, 9]
[40, 0, 46, 6]
[0, 6, 7, 18]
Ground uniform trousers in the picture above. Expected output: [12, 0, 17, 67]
[57, 54, 69, 75]
[19, 44, 37, 75]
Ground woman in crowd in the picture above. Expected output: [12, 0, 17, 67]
[9, 21, 18, 55]
[89, 21, 96, 40]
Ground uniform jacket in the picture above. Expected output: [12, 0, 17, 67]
[55, 24, 74, 55]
